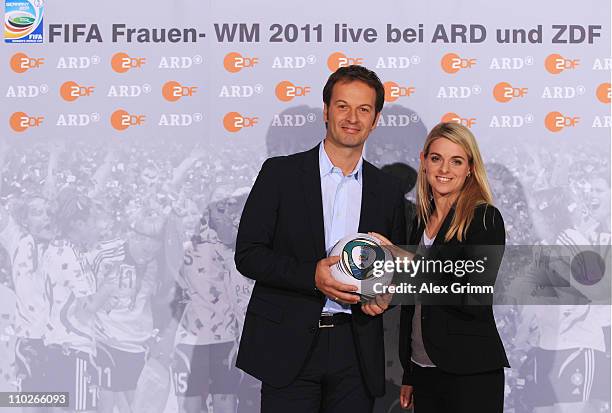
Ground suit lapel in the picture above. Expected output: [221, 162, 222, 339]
[412, 204, 455, 260]
[300, 145, 326, 258]
[358, 161, 380, 234]
[432, 206, 455, 246]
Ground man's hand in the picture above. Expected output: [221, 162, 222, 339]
[315, 256, 360, 305]
[361, 293, 392, 316]
[400, 385, 414, 410]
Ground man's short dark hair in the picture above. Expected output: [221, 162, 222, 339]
[322, 65, 385, 115]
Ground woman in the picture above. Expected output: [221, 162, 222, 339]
[373, 122, 509, 412]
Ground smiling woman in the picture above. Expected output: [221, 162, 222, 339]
[381, 122, 509, 413]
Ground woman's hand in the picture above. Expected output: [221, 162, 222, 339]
[400, 385, 414, 409]
[368, 232, 413, 260]
[361, 293, 392, 316]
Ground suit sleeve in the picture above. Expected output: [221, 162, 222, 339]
[234, 158, 318, 295]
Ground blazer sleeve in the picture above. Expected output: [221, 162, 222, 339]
[234, 158, 318, 295]
[449, 204, 506, 319]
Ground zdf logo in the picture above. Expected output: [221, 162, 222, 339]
[9, 112, 44, 132]
[440, 53, 476, 74]
[223, 52, 259, 73]
[275, 81, 311, 102]
[493, 82, 528, 103]
[111, 52, 146, 73]
[545, 111, 580, 132]
[111, 109, 145, 131]
[10, 52, 44, 73]
[162, 81, 197, 102]
[441, 112, 476, 128]
[596, 83, 611, 104]
[545, 54, 580, 74]
[327, 52, 364, 72]
[60, 81, 95, 102]
[223, 112, 258, 132]
[384, 81, 415, 102]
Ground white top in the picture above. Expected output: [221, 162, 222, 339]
[175, 241, 237, 345]
[0, 217, 48, 339]
[91, 238, 155, 353]
[42, 240, 96, 354]
[422, 232, 435, 247]
[411, 232, 437, 368]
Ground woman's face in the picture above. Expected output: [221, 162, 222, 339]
[421, 137, 471, 199]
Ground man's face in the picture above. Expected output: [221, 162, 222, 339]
[324, 80, 380, 150]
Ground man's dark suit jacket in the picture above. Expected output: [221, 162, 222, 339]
[235, 144, 406, 397]
[399, 204, 510, 385]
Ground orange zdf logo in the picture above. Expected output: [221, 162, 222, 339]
[545, 111, 580, 132]
[162, 81, 197, 102]
[327, 52, 364, 72]
[440, 53, 476, 74]
[596, 83, 611, 104]
[111, 52, 146, 73]
[10, 53, 44, 73]
[60, 81, 95, 102]
[493, 82, 528, 103]
[110, 109, 145, 131]
[223, 52, 259, 73]
[545, 54, 580, 74]
[384, 81, 415, 102]
[223, 112, 258, 132]
[441, 112, 476, 128]
[275, 81, 311, 102]
[9, 112, 44, 132]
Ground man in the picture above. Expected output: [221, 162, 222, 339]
[235, 65, 406, 413]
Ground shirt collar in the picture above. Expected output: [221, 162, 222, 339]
[319, 140, 363, 183]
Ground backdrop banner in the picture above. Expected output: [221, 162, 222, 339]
[1, 1, 610, 412]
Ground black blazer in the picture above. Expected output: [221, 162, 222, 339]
[235, 145, 406, 396]
[399, 204, 509, 385]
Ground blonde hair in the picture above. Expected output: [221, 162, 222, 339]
[416, 122, 493, 242]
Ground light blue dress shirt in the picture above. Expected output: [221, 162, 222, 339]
[319, 140, 363, 314]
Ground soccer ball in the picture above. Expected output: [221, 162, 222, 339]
[329, 233, 394, 299]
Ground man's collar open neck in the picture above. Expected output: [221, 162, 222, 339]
[321, 138, 364, 177]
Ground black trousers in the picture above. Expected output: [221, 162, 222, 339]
[261, 322, 374, 413]
[411, 362, 505, 413]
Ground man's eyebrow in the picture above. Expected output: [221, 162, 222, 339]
[333, 100, 373, 108]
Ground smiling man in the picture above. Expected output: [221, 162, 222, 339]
[234, 65, 406, 413]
